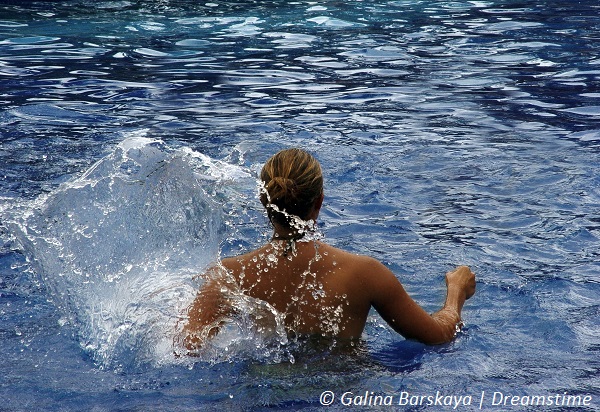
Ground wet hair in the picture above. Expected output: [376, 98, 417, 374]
[260, 148, 323, 229]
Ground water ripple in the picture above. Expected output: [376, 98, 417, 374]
[1, 0, 599, 409]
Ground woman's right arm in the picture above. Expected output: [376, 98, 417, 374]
[364, 260, 475, 345]
[182, 266, 235, 351]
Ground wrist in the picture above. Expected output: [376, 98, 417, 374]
[444, 284, 466, 315]
[447, 282, 467, 300]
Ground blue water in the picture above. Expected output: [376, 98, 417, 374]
[1, 0, 599, 410]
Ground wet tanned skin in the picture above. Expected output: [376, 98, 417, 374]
[184, 193, 475, 349]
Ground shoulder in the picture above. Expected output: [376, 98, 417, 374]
[322, 243, 388, 272]
[219, 247, 272, 284]
[221, 246, 266, 269]
[221, 255, 243, 271]
[318, 243, 396, 290]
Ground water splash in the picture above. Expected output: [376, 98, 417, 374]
[4, 135, 359, 369]
[5, 135, 265, 369]
[179, 265, 292, 365]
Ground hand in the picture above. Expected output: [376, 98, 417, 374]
[446, 266, 476, 300]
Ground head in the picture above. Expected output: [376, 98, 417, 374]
[260, 148, 324, 231]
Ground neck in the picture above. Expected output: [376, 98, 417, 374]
[272, 227, 305, 241]
[271, 220, 316, 242]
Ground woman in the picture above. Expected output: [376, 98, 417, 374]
[183, 148, 475, 349]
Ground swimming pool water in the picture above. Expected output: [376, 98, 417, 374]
[1, 0, 599, 410]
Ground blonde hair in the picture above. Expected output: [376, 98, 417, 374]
[260, 148, 323, 228]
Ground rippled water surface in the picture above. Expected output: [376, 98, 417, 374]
[1, 0, 599, 410]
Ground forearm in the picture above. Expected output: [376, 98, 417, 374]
[430, 284, 466, 343]
[375, 284, 465, 345]
[182, 276, 235, 351]
[368, 262, 474, 346]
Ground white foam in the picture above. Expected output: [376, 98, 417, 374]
[6, 137, 252, 369]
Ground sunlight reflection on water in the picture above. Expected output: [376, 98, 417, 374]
[1, 0, 599, 409]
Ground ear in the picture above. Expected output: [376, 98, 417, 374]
[312, 192, 324, 217]
[316, 192, 324, 209]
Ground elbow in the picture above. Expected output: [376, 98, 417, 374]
[409, 332, 455, 346]
[409, 318, 460, 346]
[182, 323, 221, 352]
[180, 323, 204, 352]
[423, 309, 462, 345]
[183, 332, 204, 352]
[419, 330, 456, 345]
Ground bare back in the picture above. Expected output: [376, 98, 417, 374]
[184, 239, 475, 349]
[221, 240, 374, 339]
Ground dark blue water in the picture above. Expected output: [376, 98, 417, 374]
[1, 0, 599, 410]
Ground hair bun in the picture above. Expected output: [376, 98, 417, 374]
[266, 177, 298, 204]
[259, 148, 323, 226]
